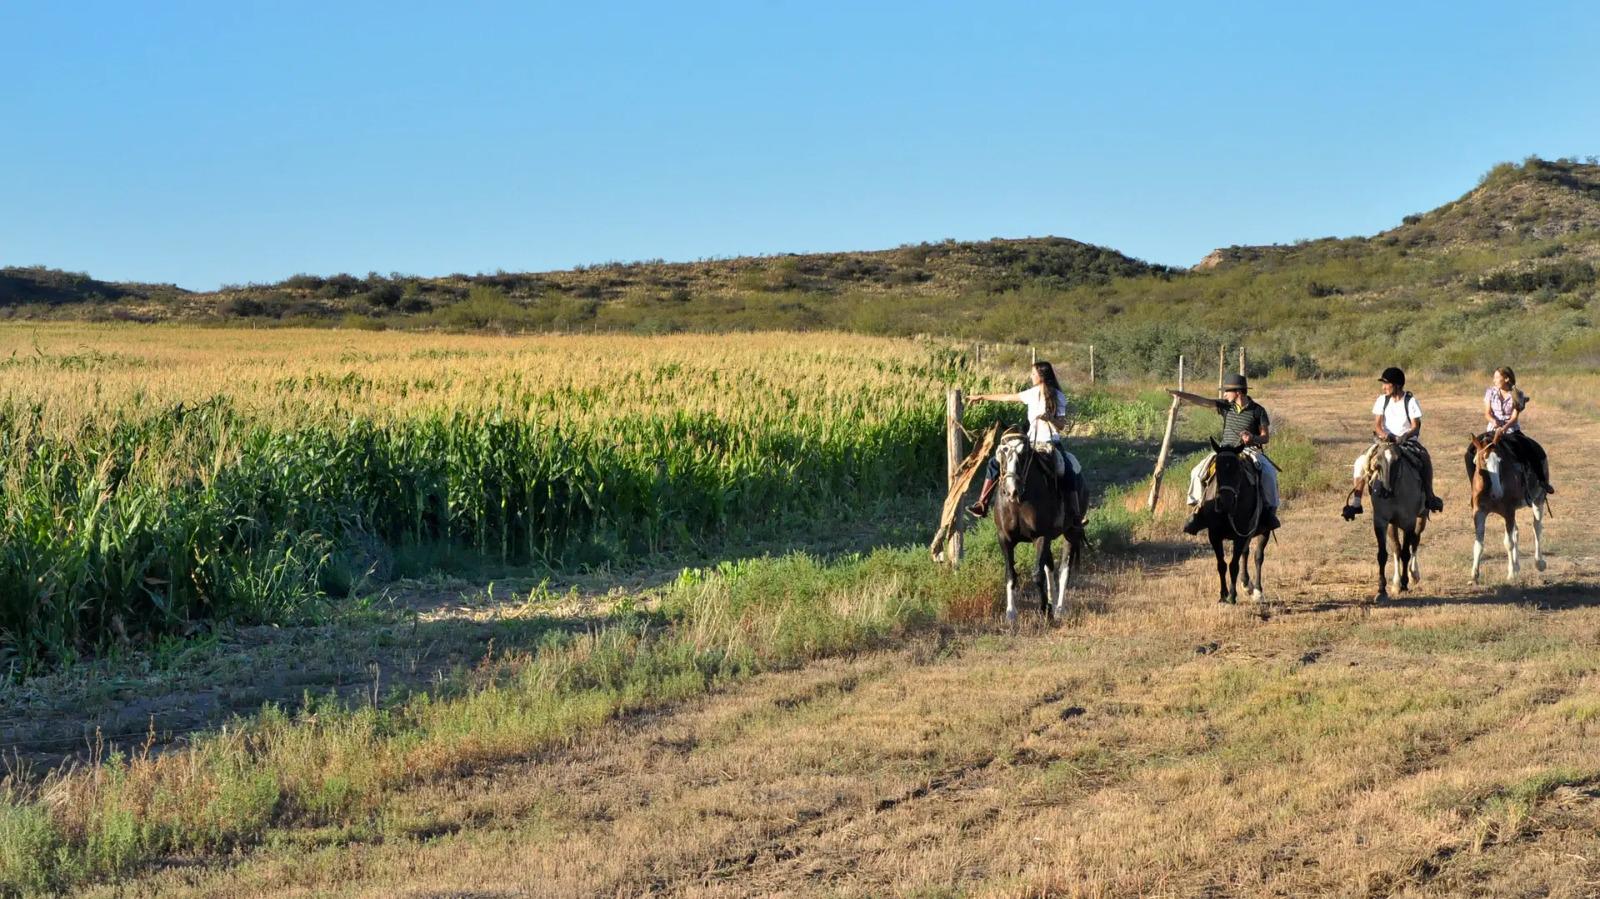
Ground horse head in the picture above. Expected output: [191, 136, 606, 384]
[1468, 432, 1506, 504]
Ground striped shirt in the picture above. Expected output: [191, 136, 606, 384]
[1211, 398, 1269, 448]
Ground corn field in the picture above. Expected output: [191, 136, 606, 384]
[0, 326, 1029, 667]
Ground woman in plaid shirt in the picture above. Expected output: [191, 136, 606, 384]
[1472, 366, 1554, 496]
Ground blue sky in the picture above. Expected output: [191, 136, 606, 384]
[4, 1, 1597, 289]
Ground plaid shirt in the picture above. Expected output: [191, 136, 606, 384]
[1485, 387, 1521, 431]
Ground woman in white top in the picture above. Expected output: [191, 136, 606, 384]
[965, 361, 1072, 516]
[1341, 366, 1444, 520]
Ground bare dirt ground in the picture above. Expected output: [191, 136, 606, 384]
[79, 383, 1600, 896]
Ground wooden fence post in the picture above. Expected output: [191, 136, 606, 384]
[946, 388, 965, 566]
[1089, 345, 1096, 384]
[1147, 356, 1184, 514]
[1239, 345, 1246, 376]
[1218, 343, 1226, 397]
[1031, 345, 1037, 366]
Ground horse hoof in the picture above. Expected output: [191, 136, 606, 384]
[1374, 591, 1387, 603]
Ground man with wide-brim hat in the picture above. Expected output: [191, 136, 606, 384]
[1170, 372, 1279, 535]
[1341, 366, 1444, 520]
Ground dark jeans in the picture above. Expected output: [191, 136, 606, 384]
[1464, 430, 1549, 485]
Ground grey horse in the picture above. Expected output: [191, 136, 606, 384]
[1364, 443, 1427, 601]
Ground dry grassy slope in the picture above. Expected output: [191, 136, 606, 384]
[102, 384, 1600, 898]
[1196, 158, 1600, 270]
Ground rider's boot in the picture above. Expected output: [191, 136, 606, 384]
[1261, 506, 1281, 531]
[1182, 505, 1206, 535]
[1539, 458, 1556, 495]
[967, 478, 998, 518]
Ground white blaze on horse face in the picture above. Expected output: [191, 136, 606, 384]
[1483, 450, 1504, 499]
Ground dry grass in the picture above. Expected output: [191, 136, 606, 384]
[50, 379, 1599, 897]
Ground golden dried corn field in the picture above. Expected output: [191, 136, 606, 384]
[3, 324, 1600, 897]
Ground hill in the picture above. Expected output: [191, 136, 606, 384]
[5, 156, 1599, 377]
[0, 237, 1170, 327]
[0, 267, 186, 311]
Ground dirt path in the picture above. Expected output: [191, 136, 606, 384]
[96, 383, 1600, 897]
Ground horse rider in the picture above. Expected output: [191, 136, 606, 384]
[1469, 365, 1554, 495]
[965, 361, 1083, 517]
[1170, 373, 1280, 535]
[1341, 366, 1445, 520]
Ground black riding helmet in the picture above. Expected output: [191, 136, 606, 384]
[1379, 367, 1405, 388]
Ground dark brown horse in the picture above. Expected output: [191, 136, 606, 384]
[989, 434, 1086, 627]
[1468, 432, 1548, 583]
[1192, 439, 1276, 606]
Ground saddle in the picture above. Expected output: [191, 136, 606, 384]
[1201, 449, 1260, 502]
[1366, 441, 1423, 498]
[996, 431, 1083, 519]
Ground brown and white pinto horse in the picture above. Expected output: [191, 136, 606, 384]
[1467, 431, 1548, 583]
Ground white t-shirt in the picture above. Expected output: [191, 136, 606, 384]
[1017, 385, 1069, 442]
[1372, 392, 1422, 437]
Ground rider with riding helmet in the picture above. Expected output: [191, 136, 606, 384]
[1170, 372, 1280, 535]
[966, 361, 1082, 517]
[1341, 367, 1445, 520]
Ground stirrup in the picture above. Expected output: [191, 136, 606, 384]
[1182, 513, 1206, 536]
[1426, 496, 1444, 513]
[1341, 503, 1363, 521]
[1544, 483, 1556, 496]
[966, 500, 987, 518]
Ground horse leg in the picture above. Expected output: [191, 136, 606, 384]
[1505, 514, 1519, 582]
[1054, 543, 1071, 619]
[1249, 533, 1266, 604]
[1227, 539, 1245, 604]
[1407, 527, 1422, 585]
[1211, 530, 1231, 603]
[1035, 538, 1053, 620]
[1396, 526, 1413, 593]
[1471, 510, 1487, 585]
[1374, 518, 1390, 601]
[1532, 502, 1546, 572]
[1002, 538, 1019, 629]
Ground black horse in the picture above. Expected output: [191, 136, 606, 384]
[1193, 439, 1276, 605]
[989, 435, 1087, 626]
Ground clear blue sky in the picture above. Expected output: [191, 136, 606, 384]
[4, 1, 1597, 290]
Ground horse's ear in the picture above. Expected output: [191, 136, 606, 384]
[1468, 433, 1482, 450]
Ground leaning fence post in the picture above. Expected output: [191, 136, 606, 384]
[1147, 355, 1184, 514]
[946, 388, 965, 566]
